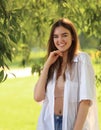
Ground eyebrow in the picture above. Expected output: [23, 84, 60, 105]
[53, 32, 69, 36]
[62, 32, 69, 35]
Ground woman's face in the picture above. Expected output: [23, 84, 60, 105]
[53, 26, 73, 53]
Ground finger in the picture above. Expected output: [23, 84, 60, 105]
[58, 53, 63, 57]
[54, 50, 63, 57]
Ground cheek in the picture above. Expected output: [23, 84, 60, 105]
[53, 38, 57, 43]
[53, 39, 58, 46]
[66, 37, 72, 43]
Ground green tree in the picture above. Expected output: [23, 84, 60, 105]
[0, 0, 101, 82]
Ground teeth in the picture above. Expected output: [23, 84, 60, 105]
[59, 43, 65, 47]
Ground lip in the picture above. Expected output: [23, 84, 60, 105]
[58, 43, 65, 47]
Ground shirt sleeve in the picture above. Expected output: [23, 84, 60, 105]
[78, 53, 96, 104]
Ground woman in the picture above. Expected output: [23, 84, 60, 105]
[34, 18, 99, 130]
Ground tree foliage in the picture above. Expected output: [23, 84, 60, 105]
[0, 0, 101, 82]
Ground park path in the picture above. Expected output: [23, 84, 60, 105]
[7, 67, 32, 78]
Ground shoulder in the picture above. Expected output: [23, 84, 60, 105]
[74, 51, 92, 64]
[78, 51, 90, 59]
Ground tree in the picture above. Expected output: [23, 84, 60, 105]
[0, 0, 29, 82]
[0, 0, 101, 82]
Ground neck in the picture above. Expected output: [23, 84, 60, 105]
[59, 53, 67, 75]
[62, 51, 68, 65]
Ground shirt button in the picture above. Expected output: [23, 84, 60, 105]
[56, 116, 59, 119]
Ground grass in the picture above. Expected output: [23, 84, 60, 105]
[0, 75, 41, 130]
[7, 50, 46, 69]
[0, 74, 101, 130]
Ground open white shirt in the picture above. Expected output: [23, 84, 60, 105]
[36, 52, 99, 130]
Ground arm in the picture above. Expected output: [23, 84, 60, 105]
[34, 50, 63, 102]
[73, 100, 90, 130]
[34, 62, 50, 102]
[73, 53, 95, 130]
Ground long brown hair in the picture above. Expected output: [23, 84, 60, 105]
[47, 18, 80, 81]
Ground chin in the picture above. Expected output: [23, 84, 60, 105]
[59, 49, 68, 53]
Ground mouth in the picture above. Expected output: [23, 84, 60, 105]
[58, 43, 65, 47]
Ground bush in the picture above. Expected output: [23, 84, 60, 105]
[31, 57, 45, 75]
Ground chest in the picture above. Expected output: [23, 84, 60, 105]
[54, 75, 65, 98]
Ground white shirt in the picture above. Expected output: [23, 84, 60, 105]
[36, 52, 99, 130]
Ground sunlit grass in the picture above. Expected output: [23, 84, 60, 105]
[7, 50, 46, 69]
[0, 75, 41, 130]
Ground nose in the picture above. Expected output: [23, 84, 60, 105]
[58, 36, 63, 42]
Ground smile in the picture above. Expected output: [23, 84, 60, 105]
[58, 43, 65, 47]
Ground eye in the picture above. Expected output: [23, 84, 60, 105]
[63, 34, 68, 37]
[53, 35, 58, 38]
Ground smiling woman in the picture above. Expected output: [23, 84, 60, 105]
[34, 18, 99, 130]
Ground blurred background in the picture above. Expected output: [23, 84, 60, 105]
[0, 0, 101, 129]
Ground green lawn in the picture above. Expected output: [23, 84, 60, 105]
[0, 75, 101, 130]
[0, 75, 41, 130]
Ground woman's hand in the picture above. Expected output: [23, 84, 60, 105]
[45, 50, 63, 67]
[34, 50, 63, 102]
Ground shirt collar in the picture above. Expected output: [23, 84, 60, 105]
[73, 54, 79, 62]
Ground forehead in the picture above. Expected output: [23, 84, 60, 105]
[53, 26, 70, 34]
